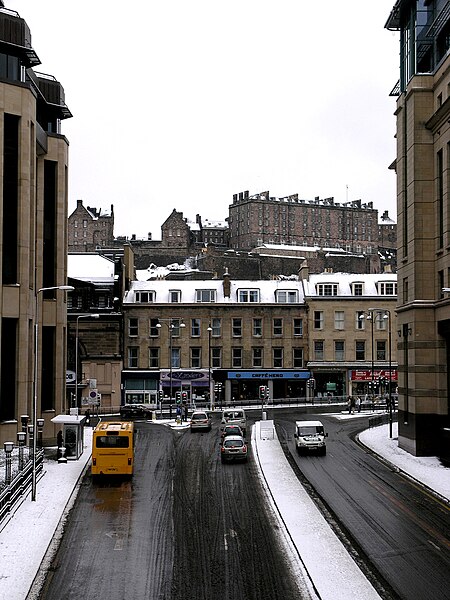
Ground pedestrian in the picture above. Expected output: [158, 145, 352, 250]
[347, 396, 352, 414]
[350, 396, 356, 414]
[56, 430, 64, 461]
[183, 401, 188, 422]
[356, 396, 361, 413]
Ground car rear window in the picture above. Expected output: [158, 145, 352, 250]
[192, 413, 207, 420]
[224, 411, 244, 419]
[224, 439, 244, 448]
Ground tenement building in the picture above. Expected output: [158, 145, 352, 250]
[0, 4, 72, 446]
[228, 190, 387, 254]
[121, 267, 397, 407]
[386, 0, 450, 455]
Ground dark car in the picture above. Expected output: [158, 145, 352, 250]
[220, 424, 244, 440]
[119, 404, 153, 419]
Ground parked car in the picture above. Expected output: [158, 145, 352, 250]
[221, 424, 244, 440]
[294, 420, 327, 455]
[220, 408, 247, 435]
[220, 435, 248, 463]
[119, 404, 153, 419]
[190, 410, 212, 432]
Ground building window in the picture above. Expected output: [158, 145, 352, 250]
[238, 289, 260, 302]
[403, 277, 408, 304]
[190, 347, 201, 368]
[83, 219, 87, 228]
[293, 318, 303, 337]
[355, 341, 365, 361]
[253, 318, 263, 337]
[313, 311, 324, 330]
[128, 318, 138, 337]
[276, 290, 299, 303]
[335, 340, 345, 361]
[375, 312, 387, 331]
[376, 340, 386, 361]
[149, 318, 160, 337]
[135, 291, 155, 303]
[314, 341, 324, 361]
[169, 290, 181, 303]
[334, 311, 345, 330]
[149, 348, 159, 368]
[293, 348, 303, 368]
[211, 317, 221, 336]
[232, 347, 242, 368]
[377, 282, 397, 296]
[273, 318, 283, 336]
[352, 282, 364, 296]
[356, 311, 365, 330]
[128, 347, 138, 368]
[316, 283, 338, 296]
[252, 347, 263, 367]
[196, 289, 216, 302]
[171, 347, 181, 369]
[191, 318, 201, 337]
[232, 318, 242, 337]
[273, 347, 283, 367]
[212, 347, 222, 368]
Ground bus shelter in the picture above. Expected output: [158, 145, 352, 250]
[51, 413, 86, 460]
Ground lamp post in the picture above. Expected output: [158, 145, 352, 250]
[156, 319, 185, 403]
[75, 314, 100, 409]
[3, 441, 14, 485]
[207, 324, 212, 411]
[17, 431, 26, 471]
[32, 284, 74, 502]
[368, 308, 394, 438]
[37, 418, 45, 448]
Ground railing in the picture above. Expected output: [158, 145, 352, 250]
[0, 449, 44, 526]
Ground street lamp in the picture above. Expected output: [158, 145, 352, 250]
[156, 319, 185, 403]
[37, 418, 45, 448]
[359, 312, 375, 402]
[207, 324, 212, 411]
[17, 431, 26, 471]
[32, 284, 74, 502]
[75, 314, 100, 409]
[3, 441, 14, 485]
[369, 308, 393, 438]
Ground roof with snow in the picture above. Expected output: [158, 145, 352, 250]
[68, 253, 116, 284]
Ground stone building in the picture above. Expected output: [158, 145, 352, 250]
[386, 0, 450, 455]
[68, 199, 114, 252]
[0, 4, 72, 446]
[228, 191, 386, 255]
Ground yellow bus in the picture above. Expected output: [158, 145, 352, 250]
[91, 421, 134, 477]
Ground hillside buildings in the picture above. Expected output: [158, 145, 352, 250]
[386, 0, 450, 455]
[0, 4, 72, 446]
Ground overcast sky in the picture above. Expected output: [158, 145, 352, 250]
[8, 1, 400, 240]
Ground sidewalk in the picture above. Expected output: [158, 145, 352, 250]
[0, 418, 448, 600]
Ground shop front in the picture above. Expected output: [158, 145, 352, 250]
[160, 369, 211, 403]
[216, 370, 311, 403]
[350, 369, 398, 399]
[121, 370, 160, 407]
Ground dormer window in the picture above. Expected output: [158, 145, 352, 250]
[316, 283, 338, 296]
[351, 282, 364, 296]
[196, 289, 216, 303]
[275, 290, 299, 303]
[135, 290, 155, 303]
[377, 282, 397, 296]
[238, 289, 259, 303]
[169, 290, 181, 303]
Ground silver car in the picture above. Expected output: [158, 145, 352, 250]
[220, 435, 248, 463]
[190, 410, 212, 432]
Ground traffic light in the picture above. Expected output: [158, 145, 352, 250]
[181, 391, 187, 401]
[259, 385, 266, 400]
[175, 391, 182, 403]
[158, 390, 163, 401]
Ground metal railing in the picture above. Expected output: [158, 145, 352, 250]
[0, 449, 44, 526]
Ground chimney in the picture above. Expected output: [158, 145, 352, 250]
[223, 267, 231, 298]
[77, 199, 83, 208]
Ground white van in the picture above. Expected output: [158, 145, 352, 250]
[294, 420, 327, 455]
[221, 408, 247, 435]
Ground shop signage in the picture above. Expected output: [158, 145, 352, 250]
[351, 370, 398, 382]
[228, 371, 310, 380]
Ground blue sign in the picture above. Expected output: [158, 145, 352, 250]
[228, 371, 310, 380]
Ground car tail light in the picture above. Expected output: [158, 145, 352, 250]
[128, 458, 132, 466]
[93, 458, 96, 465]
[243, 445, 247, 453]
[220, 446, 225, 453]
